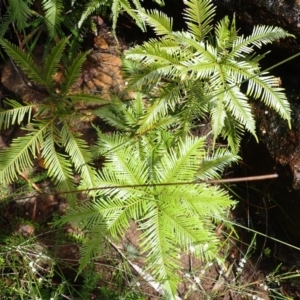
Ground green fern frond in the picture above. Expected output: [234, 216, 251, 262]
[221, 115, 245, 154]
[225, 86, 256, 135]
[247, 74, 291, 126]
[0, 14, 12, 38]
[137, 9, 173, 36]
[0, 38, 46, 86]
[0, 121, 49, 184]
[61, 124, 97, 189]
[61, 51, 90, 94]
[94, 106, 129, 131]
[116, 0, 146, 33]
[183, 0, 215, 40]
[197, 148, 240, 180]
[7, 0, 33, 30]
[41, 128, 77, 205]
[43, 37, 69, 87]
[42, 0, 63, 38]
[210, 94, 226, 138]
[78, 0, 104, 29]
[0, 100, 34, 129]
[231, 25, 293, 58]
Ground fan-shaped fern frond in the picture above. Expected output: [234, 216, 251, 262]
[0, 37, 102, 205]
[59, 130, 236, 298]
[124, 0, 292, 153]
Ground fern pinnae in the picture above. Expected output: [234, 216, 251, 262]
[0, 100, 33, 129]
[138, 9, 173, 36]
[221, 115, 245, 153]
[197, 148, 240, 180]
[231, 25, 293, 58]
[0, 38, 46, 86]
[94, 106, 128, 131]
[42, 0, 63, 38]
[41, 129, 77, 205]
[8, 0, 33, 31]
[225, 85, 256, 135]
[118, 0, 146, 33]
[61, 50, 90, 95]
[0, 121, 49, 184]
[61, 124, 97, 189]
[183, 0, 215, 40]
[43, 37, 69, 88]
[247, 74, 291, 126]
[78, 0, 101, 29]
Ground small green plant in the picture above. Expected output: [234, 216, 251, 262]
[57, 122, 239, 298]
[123, 0, 293, 153]
[0, 37, 108, 205]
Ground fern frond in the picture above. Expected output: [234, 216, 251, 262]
[225, 85, 256, 136]
[61, 51, 90, 94]
[0, 100, 34, 129]
[210, 94, 226, 139]
[221, 115, 245, 154]
[247, 74, 291, 127]
[0, 38, 46, 86]
[7, 0, 33, 30]
[94, 106, 128, 131]
[231, 25, 293, 58]
[117, 0, 146, 33]
[43, 37, 69, 87]
[96, 133, 148, 186]
[0, 121, 49, 184]
[42, 128, 77, 205]
[139, 205, 180, 297]
[183, 0, 215, 40]
[42, 0, 63, 38]
[155, 136, 205, 184]
[78, 0, 104, 29]
[197, 148, 240, 179]
[60, 124, 97, 189]
[137, 9, 173, 36]
[0, 14, 12, 38]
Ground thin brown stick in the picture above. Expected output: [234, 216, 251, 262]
[56, 173, 278, 195]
